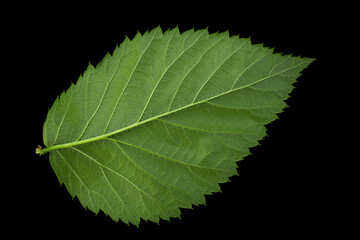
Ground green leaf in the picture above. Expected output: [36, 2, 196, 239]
[37, 26, 314, 226]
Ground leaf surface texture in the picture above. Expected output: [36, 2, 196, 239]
[41, 27, 313, 225]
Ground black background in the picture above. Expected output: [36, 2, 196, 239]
[10, 18, 339, 237]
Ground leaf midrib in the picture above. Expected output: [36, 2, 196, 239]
[41, 61, 307, 154]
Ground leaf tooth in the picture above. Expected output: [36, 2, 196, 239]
[130, 29, 144, 42]
[162, 26, 172, 35]
[217, 29, 230, 39]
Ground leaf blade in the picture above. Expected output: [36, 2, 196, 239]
[41, 26, 314, 225]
